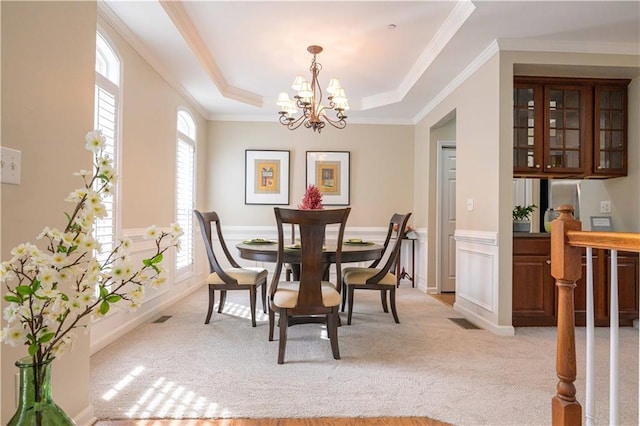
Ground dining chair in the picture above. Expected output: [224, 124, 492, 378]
[194, 210, 267, 327]
[268, 207, 351, 364]
[342, 212, 411, 325]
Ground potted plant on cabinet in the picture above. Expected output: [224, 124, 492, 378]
[513, 204, 537, 232]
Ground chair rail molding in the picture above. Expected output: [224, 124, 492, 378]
[454, 229, 514, 336]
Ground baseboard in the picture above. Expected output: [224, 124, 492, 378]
[74, 405, 97, 426]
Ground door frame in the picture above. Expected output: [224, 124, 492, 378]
[436, 141, 456, 293]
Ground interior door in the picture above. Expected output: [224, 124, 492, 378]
[439, 146, 456, 292]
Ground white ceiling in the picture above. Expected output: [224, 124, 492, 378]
[100, 1, 640, 125]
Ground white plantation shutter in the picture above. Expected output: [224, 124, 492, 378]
[176, 110, 196, 271]
[93, 32, 120, 278]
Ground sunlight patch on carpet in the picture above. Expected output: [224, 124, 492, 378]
[215, 301, 268, 321]
[123, 375, 233, 419]
[102, 365, 145, 401]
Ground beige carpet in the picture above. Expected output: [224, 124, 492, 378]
[90, 286, 638, 425]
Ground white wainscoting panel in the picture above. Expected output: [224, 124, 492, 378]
[454, 229, 513, 336]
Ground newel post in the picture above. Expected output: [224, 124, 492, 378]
[551, 204, 583, 426]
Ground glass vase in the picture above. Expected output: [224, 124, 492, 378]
[8, 357, 75, 426]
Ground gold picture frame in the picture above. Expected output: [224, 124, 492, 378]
[245, 150, 290, 205]
[306, 151, 350, 205]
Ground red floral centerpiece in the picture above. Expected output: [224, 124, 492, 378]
[299, 184, 323, 210]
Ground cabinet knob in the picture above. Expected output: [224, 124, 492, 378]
[597, 166, 602, 169]
[546, 259, 551, 264]
[546, 165, 551, 169]
[535, 164, 540, 168]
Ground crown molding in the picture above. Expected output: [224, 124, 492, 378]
[497, 38, 640, 56]
[159, 1, 263, 108]
[97, 1, 209, 119]
[361, 0, 476, 111]
[413, 39, 499, 124]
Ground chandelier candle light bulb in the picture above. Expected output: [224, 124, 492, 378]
[277, 45, 348, 133]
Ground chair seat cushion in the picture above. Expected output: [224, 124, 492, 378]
[343, 267, 396, 286]
[272, 281, 341, 308]
[207, 267, 267, 285]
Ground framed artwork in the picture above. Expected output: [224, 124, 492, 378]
[306, 151, 350, 205]
[245, 150, 290, 205]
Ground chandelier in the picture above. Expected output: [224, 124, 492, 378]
[277, 45, 349, 133]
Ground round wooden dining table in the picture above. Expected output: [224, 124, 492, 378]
[236, 241, 383, 280]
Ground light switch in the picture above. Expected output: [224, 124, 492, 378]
[1, 147, 22, 185]
[600, 200, 611, 214]
[466, 198, 474, 211]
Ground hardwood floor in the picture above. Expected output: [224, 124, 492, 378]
[95, 417, 451, 426]
[429, 293, 455, 308]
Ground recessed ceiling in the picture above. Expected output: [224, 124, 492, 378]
[100, 1, 640, 124]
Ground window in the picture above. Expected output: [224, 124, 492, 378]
[94, 31, 120, 277]
[176, 109, 196, 271]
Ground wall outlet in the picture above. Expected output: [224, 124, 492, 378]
[1, 147, 22, 185]
[600, 200, 611, 214]
[466, 198, 474, 211]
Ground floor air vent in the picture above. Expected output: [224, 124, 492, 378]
[448, 317, 480, 329]
[152, 315, 172, 323]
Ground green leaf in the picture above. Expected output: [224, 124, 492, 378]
[151, 265, 160, 274]
[151, 253, 163, 264]
[57, 244, 67, 253]
[16, 285, 33, 296]
[4, 295, 22, 304]
[60, 293, 69, 302]
[105, 294, 121, 303]
[38, 332, 55, 344]
[28, 344, 39, 356]
[67, 245, 78, 255]
[99, 300, 110, 315]
[99, 286, 108, 299]
[143, 258, 152, 267]
[31, 279, 41, 292]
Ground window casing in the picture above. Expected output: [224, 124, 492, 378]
[176, 109, 196, 272]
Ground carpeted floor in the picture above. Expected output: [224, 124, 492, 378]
[90, 286, 638, 425]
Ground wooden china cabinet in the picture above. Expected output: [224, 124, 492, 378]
[513, 76, 630, 178]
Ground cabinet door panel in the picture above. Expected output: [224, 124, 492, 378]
[593, 85, 628, 176]
[513, 254, 555, 326]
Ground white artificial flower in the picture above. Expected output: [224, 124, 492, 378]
[1, 325, 26, 346]
[85, 130, 106, 153]
[129, 286, 145, 301]
[149, 276, 167, 289]
[65, 188, 88, 203]
[143, 225, 159, 240]
[3, 305, 18, 322]
[0, 262, 16, 283]
[73, 169, 91, 177]
[37, 268, 59, 287]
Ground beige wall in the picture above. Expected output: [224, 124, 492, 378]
[1, 1, 96, 422]
[206, 121, 415, 227]
[414, 54, 502, 290]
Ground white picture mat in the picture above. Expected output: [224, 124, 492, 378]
[306, 151, 350, 205]
[245, 150, 290, 205]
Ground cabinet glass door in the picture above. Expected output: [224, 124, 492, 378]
[513, 84, 543, 173]
[594, 86, 627, 176]
[544, 86, 587, 173]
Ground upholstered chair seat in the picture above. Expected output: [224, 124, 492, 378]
[343, 267, 397, 287]
[207, 267, 268, 285]
[272, 281, 341, 308]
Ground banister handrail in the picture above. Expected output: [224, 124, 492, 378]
[566, 230, 640, 252]
[551, 204, 640, 426]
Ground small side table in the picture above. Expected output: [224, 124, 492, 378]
[396, 238, 416, 287]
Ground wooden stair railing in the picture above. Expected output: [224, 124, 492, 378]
[550, 204, 640, 426]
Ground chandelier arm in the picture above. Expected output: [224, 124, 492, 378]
[277, 45, 347, 132]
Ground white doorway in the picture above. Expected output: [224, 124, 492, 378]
[438, 144, 456, 293]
